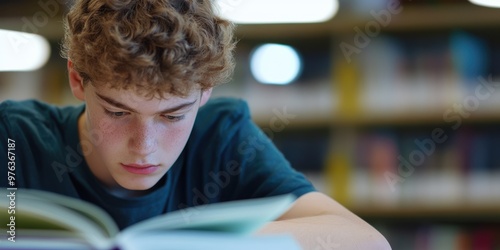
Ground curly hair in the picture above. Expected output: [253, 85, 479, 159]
[61, 0, 236, 98]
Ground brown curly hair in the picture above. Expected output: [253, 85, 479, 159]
[61, 0, 236, 98]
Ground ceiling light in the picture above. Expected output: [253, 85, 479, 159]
[215, 0, 338, 24]
[250, 44, 302, 85]
[469, 0, 500, 8]
[0, 29, 51, 72]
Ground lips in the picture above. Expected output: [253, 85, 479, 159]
[121, 163, 159, 175]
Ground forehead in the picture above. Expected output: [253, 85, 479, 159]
[84, 77, 199, 96]
[86, 84, 200, 111]
[88, 84, 199, 100]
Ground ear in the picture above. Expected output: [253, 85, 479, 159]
[68, 60, 85, 101]
[199, 88, 212, 107]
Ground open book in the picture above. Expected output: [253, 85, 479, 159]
[0, 189, 300, 250]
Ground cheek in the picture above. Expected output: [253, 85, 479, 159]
[88, 116, 126, 151]
[159, 121, 196, 150]
[158, 126, 187, 148]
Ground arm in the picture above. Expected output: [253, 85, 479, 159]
[257, 192, 391, 250]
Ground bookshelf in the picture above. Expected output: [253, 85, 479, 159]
[328, 26, 500, 247]
[226, 1, 500, 248]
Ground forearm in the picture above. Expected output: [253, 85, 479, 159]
[257, 215, 391, 250]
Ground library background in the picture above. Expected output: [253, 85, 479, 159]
[1, 0, 500, 249]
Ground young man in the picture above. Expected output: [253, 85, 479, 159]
[0, 0, 390, 248]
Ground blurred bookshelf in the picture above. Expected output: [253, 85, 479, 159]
[229, 1, 500, 249]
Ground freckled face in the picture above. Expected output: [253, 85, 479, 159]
[78, 85, 208, 190]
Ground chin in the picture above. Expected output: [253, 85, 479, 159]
[117, 178, 159, 191]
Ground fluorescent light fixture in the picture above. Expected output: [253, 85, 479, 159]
[0, 29, 51, 72]
[215, 0, 338, 24]
[250, 44, 302, 85]
[469, 0, 500, 8]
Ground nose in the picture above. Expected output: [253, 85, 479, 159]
[128, 120, 158, 156]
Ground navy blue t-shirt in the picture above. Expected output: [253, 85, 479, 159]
[0, 98, 315, 229]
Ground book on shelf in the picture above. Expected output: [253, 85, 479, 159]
[0, 189, 300, 250]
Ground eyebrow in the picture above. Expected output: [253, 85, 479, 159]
[95, 93, 197, 114]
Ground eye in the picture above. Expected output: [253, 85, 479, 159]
[163, 114, 185, 122]
[104, 109, 129, 118]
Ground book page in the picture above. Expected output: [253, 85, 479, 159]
[17, 189, 119, 237]
[0, 189, 116, 249]
[121, 194, 296, 237]
[116, 231, 301, 250]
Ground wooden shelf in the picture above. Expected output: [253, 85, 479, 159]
[331, 111, 500, 127]
[252, 109, 500, 128]
[234, 4, 500, 39]
[351, 205, 500, 220]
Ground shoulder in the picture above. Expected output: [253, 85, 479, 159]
[1, 99, 64, 123]
[194, 97, 252, 137]
[187, 97, 255, 159]
[0, 99, 82, 139]
[197, 97, 251, 122]
[1, 100, 52, 130]
[0, 100, 84, 190]
[1, 99, 49, 117]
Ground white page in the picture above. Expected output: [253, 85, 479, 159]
[116, 231, 302, 250]
[122, 194, 296, 236]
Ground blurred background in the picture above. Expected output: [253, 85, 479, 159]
[1, 0, 500, 248]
